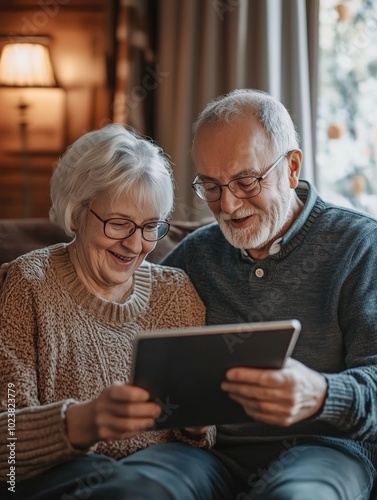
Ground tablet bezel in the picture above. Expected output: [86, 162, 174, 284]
[130, 319, 301, 430]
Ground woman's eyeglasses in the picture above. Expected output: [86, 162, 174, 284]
[87, 208, 170, 242]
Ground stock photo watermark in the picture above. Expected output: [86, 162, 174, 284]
[61, 459, 114, 500]
[112, 64, 170, 124]
[5, 382, 16, 494]
[7, 0, 70, 42]
[340, 16, 377, 56]
[152, 396, 180, 428]
[212, 0, 241, 21]
[235, 438, 306, 499]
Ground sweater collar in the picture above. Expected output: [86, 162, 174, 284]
[280, 180, 318, 246]
[240, 180, 324, 261]
[50, 244, 152, 325]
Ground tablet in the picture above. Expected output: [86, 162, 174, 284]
[130, 319, 301, 430]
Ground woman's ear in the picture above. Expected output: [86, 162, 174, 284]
[288, 149, 303, 188]
[71, 213, 80, 231]
[71, 206, 85, 232]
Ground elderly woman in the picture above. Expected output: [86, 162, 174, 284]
[0, 125, 234, 500]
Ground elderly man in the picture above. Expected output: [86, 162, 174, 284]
[163, 89, 377, 499]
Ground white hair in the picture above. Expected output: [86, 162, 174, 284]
[50, 124, 174, 237]
[193, 89, 300, 156]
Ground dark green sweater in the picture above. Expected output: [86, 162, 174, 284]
[163, 181, 377, 484]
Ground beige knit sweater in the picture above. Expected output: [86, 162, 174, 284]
[0, 244, 214, 480]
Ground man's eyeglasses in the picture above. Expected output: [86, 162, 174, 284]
[191, 152, 289, 202]
[87, 208, 170, 242]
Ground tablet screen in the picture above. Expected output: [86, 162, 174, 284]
[130, 319, 301, 430]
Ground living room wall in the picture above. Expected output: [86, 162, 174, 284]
[0, 0, 114, 218]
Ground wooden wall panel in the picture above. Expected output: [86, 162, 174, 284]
[0, 0, 113, 218]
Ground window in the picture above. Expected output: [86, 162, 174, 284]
[317, 0, 377, 217]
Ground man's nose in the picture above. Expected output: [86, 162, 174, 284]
[220, 186, 244, 214]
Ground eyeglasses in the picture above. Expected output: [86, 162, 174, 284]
[87, 208, 170, 242]
[191, 152, 289, 202]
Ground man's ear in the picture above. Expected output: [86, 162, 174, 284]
[287, 149, 303, 188]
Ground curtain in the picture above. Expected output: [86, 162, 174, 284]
[154, 0, 319, 221]
[112, 0, 156, 136]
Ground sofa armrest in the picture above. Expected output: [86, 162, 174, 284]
[0, 218, 71, 264]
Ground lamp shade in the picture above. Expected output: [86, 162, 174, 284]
[0, 43, 56, 87]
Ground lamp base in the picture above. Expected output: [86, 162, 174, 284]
[18, 100, 31, 218]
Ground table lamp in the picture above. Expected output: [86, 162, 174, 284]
[0, 42, 57, 217]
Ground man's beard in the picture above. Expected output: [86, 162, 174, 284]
[215, 195, 292, 251]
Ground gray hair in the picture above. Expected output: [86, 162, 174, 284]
[50, 124, 174, 237]
[193, 89, 300, 156]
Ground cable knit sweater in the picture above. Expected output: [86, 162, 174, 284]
[0, 243, 213, 481]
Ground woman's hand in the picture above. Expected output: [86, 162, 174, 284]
[66, 382, 161, 449]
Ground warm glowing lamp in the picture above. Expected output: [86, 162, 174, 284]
[0, 43, 56, 87]
[0, 42, 57, 217]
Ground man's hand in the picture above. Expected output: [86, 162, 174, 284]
[221, 357, 327, 427]
[0, 262, 10, 288]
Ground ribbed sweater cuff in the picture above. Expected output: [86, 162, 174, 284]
[0, 399, 87, 480]
[173, 425, 216, 449]
[316, 374, 354, 425]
